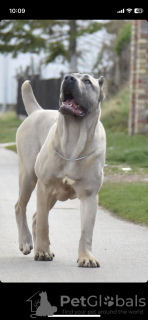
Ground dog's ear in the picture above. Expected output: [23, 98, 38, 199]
[98, 76, 105, 102]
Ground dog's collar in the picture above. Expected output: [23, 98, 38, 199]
[53, 142, 95, 162]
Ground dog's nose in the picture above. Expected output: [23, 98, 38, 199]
[64, 75, 76, 83]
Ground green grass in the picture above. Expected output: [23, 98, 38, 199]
[99, 182, 148, 225]
[101, 85, 148, 168]
[101, 85, 129, 133]
[100, 85, 148, 225]
[106, 132, 148, 167]
[0, 112, 22, 143]
[6, 145, 17, 153]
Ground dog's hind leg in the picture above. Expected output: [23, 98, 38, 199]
[15, 168, 37, 255]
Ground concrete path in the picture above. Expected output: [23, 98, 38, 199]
[0, 147, 148, 282]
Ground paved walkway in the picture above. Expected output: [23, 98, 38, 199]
[0, 147, 148, 282]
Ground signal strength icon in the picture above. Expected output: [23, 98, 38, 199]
[126, 8, 132, 13]
[117, 8, 125, 13]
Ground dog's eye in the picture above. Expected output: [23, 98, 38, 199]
[84, 79, 91, 84]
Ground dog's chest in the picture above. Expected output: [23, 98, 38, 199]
[47, 176, 76, 201]
[62, 176, 75, 185]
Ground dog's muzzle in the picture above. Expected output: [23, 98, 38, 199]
[59, 75, 88, 117]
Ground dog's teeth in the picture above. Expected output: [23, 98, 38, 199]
[69, 104, 72, 107]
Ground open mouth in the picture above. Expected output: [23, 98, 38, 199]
[59, 90, 87, 117]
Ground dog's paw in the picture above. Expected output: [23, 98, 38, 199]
[77, 255, 100, 268]
[20, 242, 33, 255]
[34, 251, 55, 261]
[19, 229, 33, 255]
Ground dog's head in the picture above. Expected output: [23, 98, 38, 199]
[59, 73, 104, 117]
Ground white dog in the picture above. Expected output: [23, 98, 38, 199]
[15, 73, 106, 267]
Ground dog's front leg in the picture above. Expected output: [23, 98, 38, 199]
[78, 194, 100, 267]
[34, 180, 56, 261]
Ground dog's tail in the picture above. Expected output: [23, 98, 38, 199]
[21, 80, 42, 116]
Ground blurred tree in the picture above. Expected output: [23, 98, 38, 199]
[114, 22, 132, 56]
[0, 20, 106, 72]
[93, 20, 132, 94]
[0, 20, 132, 95]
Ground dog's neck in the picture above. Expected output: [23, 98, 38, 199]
[54, 111, 99, 159]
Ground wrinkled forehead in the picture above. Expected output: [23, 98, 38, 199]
[71, 73, 99, 86]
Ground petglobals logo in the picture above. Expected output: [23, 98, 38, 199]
[60, 294, 146, 308]
[27, 291, 146, 317]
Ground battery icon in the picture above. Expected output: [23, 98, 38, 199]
[134, 8, 144, 13]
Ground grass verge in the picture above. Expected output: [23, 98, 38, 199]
[6, 145, 17, 153]
[100, 85, 148, 225]
[106, 132, 148, 167]
[101, 84, 148, 168]
[0, 112, 22, 143]
[99, 182, 148, 225]
[101, 85, 129, 133]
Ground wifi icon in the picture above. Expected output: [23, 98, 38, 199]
[126, 8, 132, 13]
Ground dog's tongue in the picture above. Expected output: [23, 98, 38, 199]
[60, 99, 84, 116]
